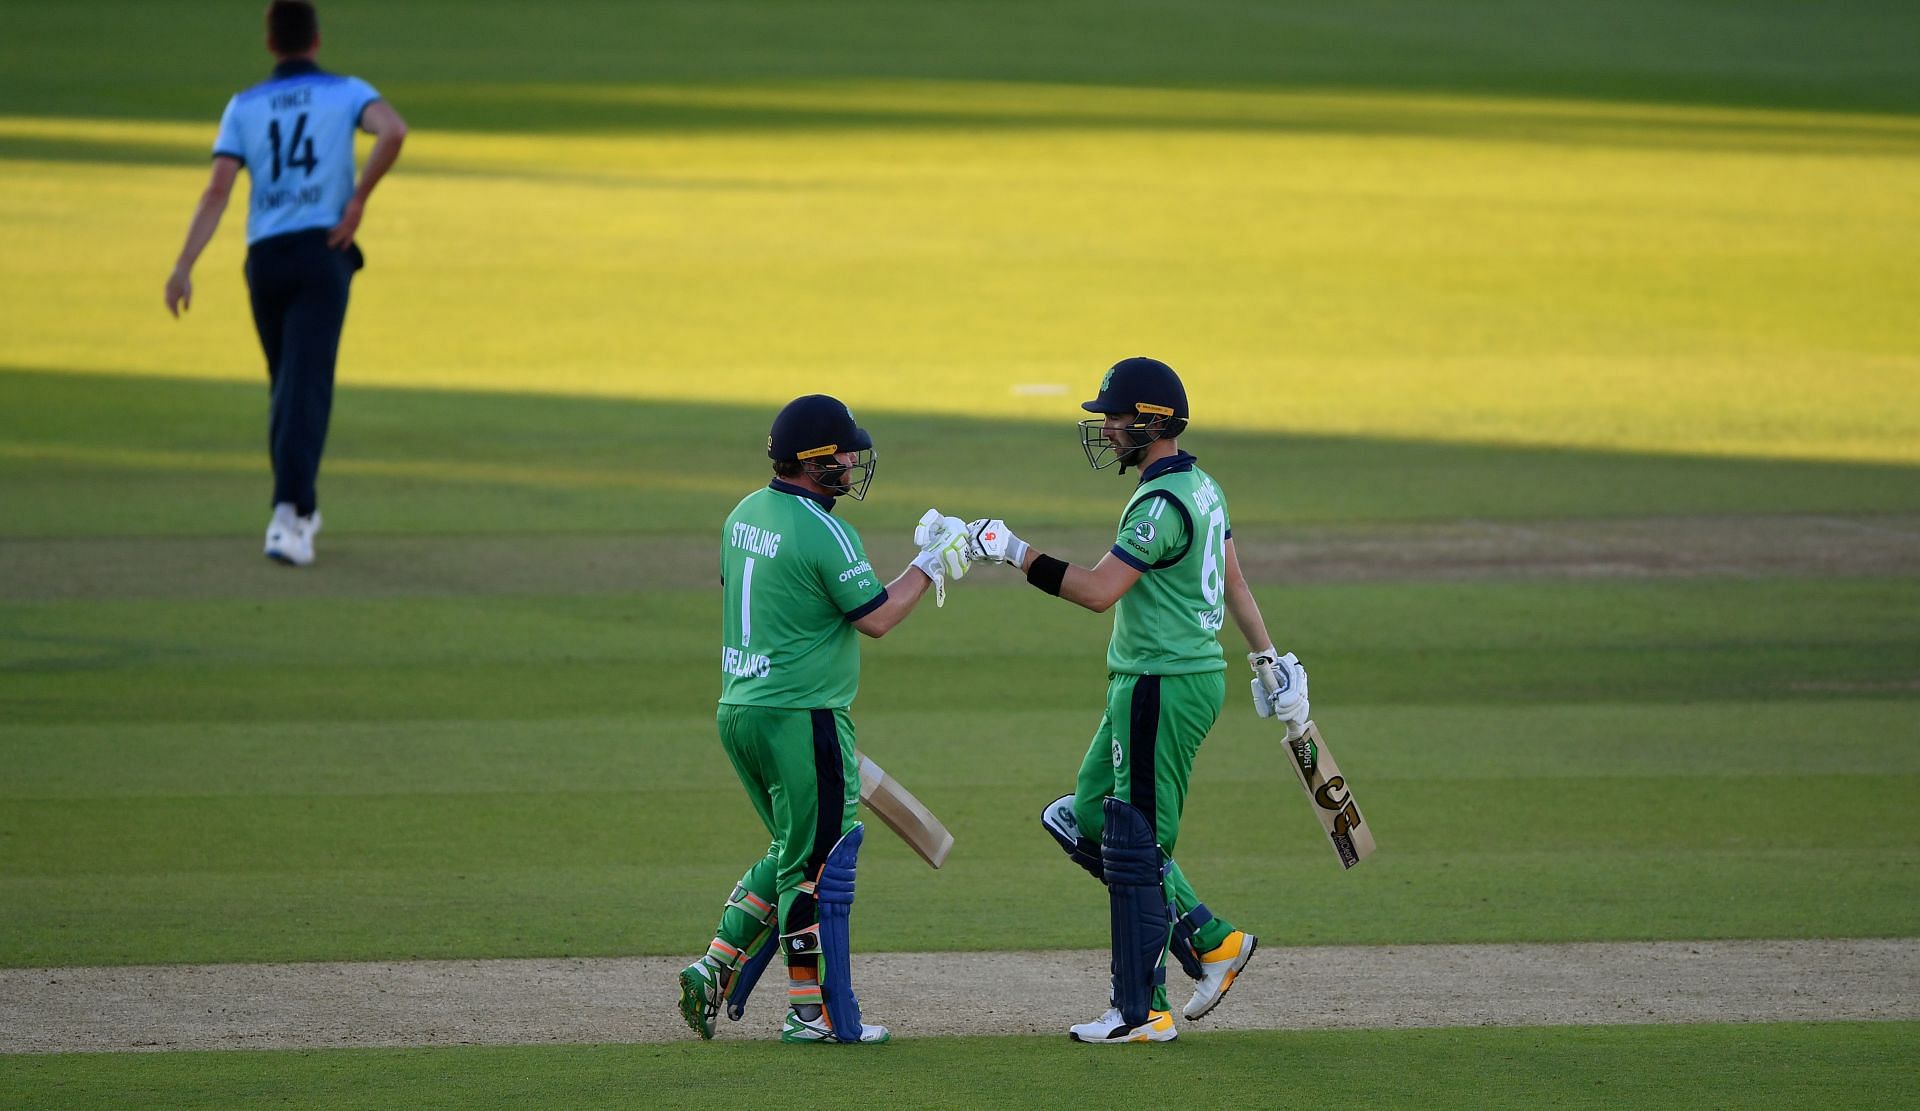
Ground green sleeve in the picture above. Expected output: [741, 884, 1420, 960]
[813, 517, 886, 618]
[1112, 492, 1191, 571]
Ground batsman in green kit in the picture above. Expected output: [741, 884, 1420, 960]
[675, 394, 973, 1046]
[966, 357, 1314, 1045]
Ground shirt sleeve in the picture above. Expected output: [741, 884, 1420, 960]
[347, 77, 382, 128]
[816, 518, 887, 620]
[1112, 492, 1190, 572]
[212, 96, 245, 163]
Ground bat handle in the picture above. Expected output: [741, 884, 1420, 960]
[1253, 658, 1311, 747]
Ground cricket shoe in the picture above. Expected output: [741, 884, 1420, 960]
[1183, 930, 1257, 1020]
[780, 1007, 890, 1044]
[264, 503, 322, 567]
[677, 959, 722, 1040]
[1068, 1007, 1178, 1044]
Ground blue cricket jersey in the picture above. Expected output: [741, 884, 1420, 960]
[213, 59, 381, 244]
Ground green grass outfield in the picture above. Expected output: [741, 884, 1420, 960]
[2, 0, 1917, 1104]
[4, 563, 1919, 964]
[6, 1024, 1917, 1110]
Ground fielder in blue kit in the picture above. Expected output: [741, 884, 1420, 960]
[165, 0, 407, 567]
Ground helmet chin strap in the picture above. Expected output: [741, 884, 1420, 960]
[804, 459, 851, 494]
[1113, 421, 1162, 474]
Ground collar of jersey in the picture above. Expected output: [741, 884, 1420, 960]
[769, 478, 836, 512]
[271, 58, 325, 79]
[1137, 450, 1197, 484]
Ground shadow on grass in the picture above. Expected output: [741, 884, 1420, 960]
[7, 87, 1916, 175]
[4, 366, 1918, 542]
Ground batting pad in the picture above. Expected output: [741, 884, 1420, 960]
[1041, 793, 1104, 880]
[1102, 797, 1169, 1027]
[817, 822, 866, 1042]
[725, 931, 777, 1021]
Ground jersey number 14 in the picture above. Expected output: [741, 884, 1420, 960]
[268, 113, 319, 181]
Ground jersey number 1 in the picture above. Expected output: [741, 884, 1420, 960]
[268, 113, 319, 182]
[738, 556, 755, 647]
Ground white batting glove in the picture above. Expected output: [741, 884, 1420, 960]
[965, 519, 1030, 566]
[912, 509, 972, 607]
[1249, 647, 1310, 733]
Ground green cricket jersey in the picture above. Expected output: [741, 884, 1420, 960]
[719, 481, 887, 709]
[1105, 452, 1230, 676]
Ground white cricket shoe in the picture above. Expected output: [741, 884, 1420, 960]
[1184, 930, 1258, 1020]
[1068, 1006, 1177, 1044]
[264, 503, 322, 567]
[780, 1007, 890, 1044]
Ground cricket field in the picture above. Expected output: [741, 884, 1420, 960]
[2, 2, 1916, 1106]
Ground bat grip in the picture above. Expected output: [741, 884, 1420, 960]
[1253, 658, 1282, 697]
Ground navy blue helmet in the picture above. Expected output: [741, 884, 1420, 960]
[768, 394, 877, 500]
[1079, 357, 1189, 472]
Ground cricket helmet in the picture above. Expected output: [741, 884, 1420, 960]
[768, 394, 877, 500]
[1079, 356, 1189, 472]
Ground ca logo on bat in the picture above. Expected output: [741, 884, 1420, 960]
[1314, 775, 1363, 837]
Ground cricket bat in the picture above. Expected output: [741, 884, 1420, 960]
[855, 750, 954, 869]
[1255, 661, 1376, 869]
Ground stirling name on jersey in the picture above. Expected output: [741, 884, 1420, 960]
[213, 63, 381, 244]
[718, 483, 887, 709]
[1104, 452, 1230, 676]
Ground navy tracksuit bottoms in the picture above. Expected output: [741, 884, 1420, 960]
[244, 228, 362, 517]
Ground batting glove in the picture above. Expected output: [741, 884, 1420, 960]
[965, 518, 1030, 566]
[1249, 648, 1310, 726]
[912, 509, 972, 607]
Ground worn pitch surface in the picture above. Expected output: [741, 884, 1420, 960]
[5, 939, 1916, 1053]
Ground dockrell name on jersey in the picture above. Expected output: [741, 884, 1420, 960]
[719, 484, 887, 710]
[1105, 452, 1231, 676]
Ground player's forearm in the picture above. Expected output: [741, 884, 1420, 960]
[1014, 546, 1124, 613]
[852, 568, 932, 638]
[352, 131, 405, 204]
[172, 189, 231, 273]
[1225, 576, 1272, 651]
[1056, 564, 1117, 613]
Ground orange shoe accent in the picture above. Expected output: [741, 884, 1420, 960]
[1199, 931, 1249, 963]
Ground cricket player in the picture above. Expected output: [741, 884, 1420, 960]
[966, 356, 1311, 1044]
[677, 394, 972, 1045]
[164, 0, 407, 566]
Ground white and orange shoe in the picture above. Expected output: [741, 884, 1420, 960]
[1183, 930, 1257, 1020]
[1068, 1006, 1178, 1044]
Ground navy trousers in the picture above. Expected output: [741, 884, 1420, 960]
[245, 229, 362, 516]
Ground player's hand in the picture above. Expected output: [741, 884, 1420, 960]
[966, 519, 1029, 567]
[1249, 648, 1310, 731]
[164, 268, 193, 318]
[326, 198, 364, 249]
[912, 509, 972, 607]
